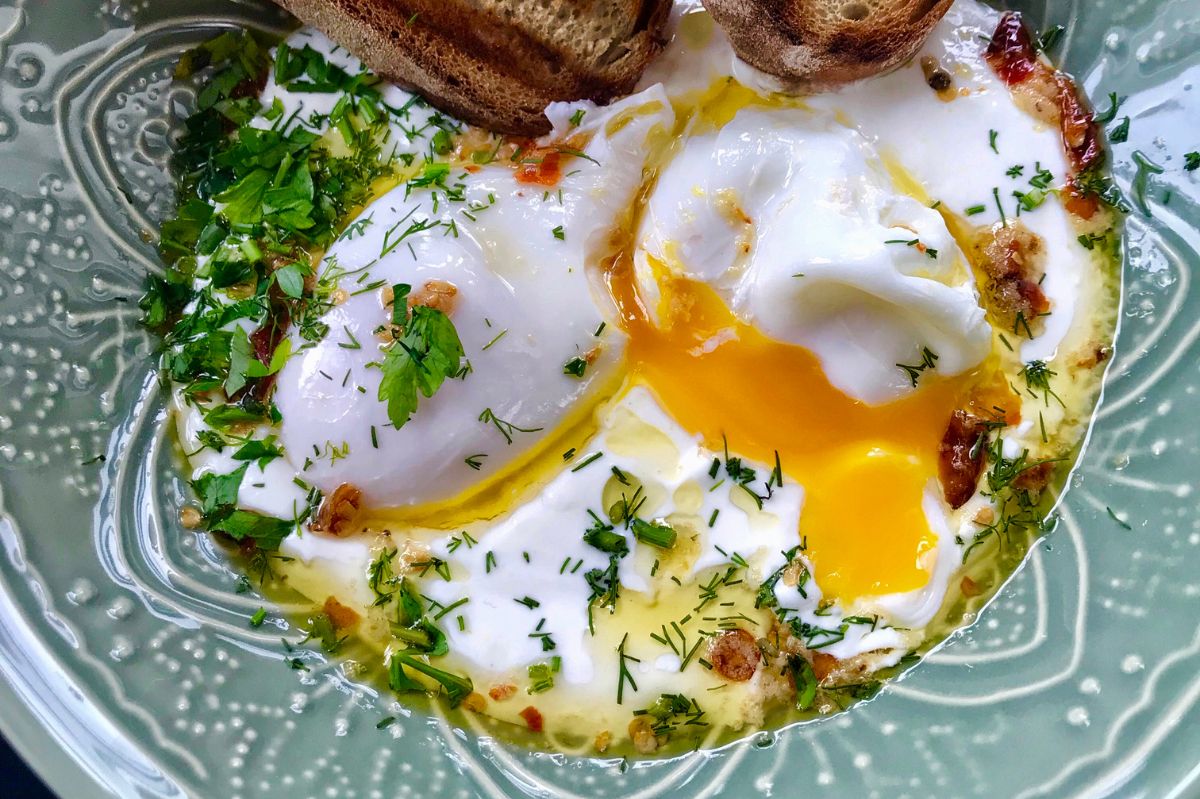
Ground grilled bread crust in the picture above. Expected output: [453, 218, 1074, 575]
[704, 0, 954, 87]
[272, 0, 672, 135]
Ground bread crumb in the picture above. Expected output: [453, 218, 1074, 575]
[310, 483, 363, 536]
[179, 506, 202, 529]
[461, 692, 487, 713]
[628, 715, 661, 754]
[323, 596, 360, 630]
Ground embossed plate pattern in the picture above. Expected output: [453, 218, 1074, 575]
[0, 0, 1198, 796]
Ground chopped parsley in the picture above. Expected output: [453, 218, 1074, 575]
[1130, 150, 1165, 216]
[145, 31, 467, 556]
[563, 356, 588, 378]
[376, 285, 465, 430]
[527, 658, 560, 694]
[388, 651, 472, 708]
[1093, 92, 1123, 124]
[389, 578, 449, 655]
[1108, 116, 1130, 144]
[1035, 24, 1065, 53]
[896, 346, 939, 387]
[1106, 506, 1132, 531]
[633, 693, 708, 736]
[787, 655, 818, 711]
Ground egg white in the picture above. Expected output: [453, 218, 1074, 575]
[635, 103, 992, 404]
[272, 88, 675, 508]
[172, 0, 1117, 745]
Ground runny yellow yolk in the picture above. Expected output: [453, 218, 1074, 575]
[606, 258, 982, 601]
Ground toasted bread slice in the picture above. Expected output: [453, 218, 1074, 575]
[272, 0, 672, 135]
[705, 0, 953, 87]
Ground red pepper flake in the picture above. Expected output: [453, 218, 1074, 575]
[985, 12, 1103, 178]
[938, 410, 988, 510]
[515, 150, 563, 187]
[984, 12, 1039, 86]
[1054, 74, 1103, 172]
[518, 705, 544, 732]
[1061, 183, 1100, 220]
[488, 684, 517, 702]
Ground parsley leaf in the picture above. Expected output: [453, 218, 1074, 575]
[192, 464, 248, 514]
[215, 169, 272, 225]
[209, 510, 294, 549]
[272, 262, 309, 298]
[232, 435, 283, 468]
[224, 326, 257, 396]
[377, 300, 464, 429]
[190, 463, 295, 548]
[224, 327, 291, 395]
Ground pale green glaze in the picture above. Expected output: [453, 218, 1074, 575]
[0, 0, 1198, 796]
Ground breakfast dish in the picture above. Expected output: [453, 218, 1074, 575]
[147, 0, 1120, 755]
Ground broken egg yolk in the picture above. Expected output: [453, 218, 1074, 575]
[607, 257, 983, 600]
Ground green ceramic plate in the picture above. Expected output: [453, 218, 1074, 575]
[1, 0, 1198, 796]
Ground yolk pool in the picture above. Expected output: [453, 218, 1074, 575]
[607, 259, 982, 601]
[801, 446, 937, 598]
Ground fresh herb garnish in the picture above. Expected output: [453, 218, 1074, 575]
[896, 346, 939, 387]
[527, 659, 560, 694]
[616, 633, 639, 704]
[1130, 150, 1165, 216]
[633, 693, 708, 736]
[376, 286, 465, 430]
[1109, 117, 1130, 144]
[1019, 360, 1064, 407]
[478, 407, 542, 444]
[631, 518, 677, 549]
[563, 356, 588, 378]
[1106, 506, 1132, 530]
[1035, 24, 1065, 53]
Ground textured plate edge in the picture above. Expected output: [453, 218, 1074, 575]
[0, 1, 1192, 796]
[0, 579, 120, 799]
[0, 479, 186, 799]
